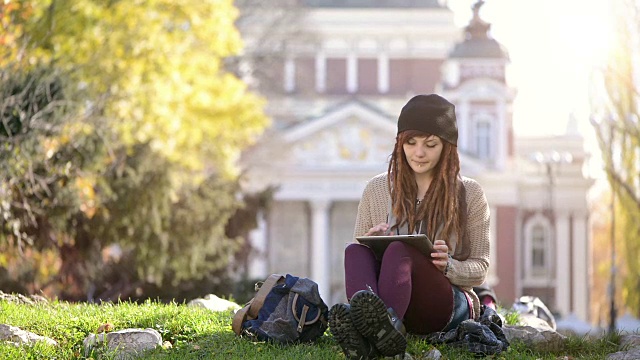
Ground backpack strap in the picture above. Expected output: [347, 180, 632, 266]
[232, 302, 251, 335]
[232, 274, 285, 336]
[249, 274, 285, 318]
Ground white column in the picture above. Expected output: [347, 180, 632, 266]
[248, 211, 268, 279]
[572, 213, 589, 321]
[310, 199, 331, 301]
[496, 100, 507, 170]
[377, 53, 389, 93]
[555, 212, 571, 317]
[347, 53, 358, 93]
[284, 57, 295, 93]
[315, 52, 326, 93]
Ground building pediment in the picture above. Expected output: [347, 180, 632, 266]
[243, 99, 497, 177]
[277, 101, 397, 170]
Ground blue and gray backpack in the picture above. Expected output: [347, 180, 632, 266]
[232, 274, 329, 344]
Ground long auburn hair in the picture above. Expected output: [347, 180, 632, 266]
[387, 130, 462, 249]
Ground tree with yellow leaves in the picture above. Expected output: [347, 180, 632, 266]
[1, 0, 269, 301]
[590, 0, 640, 318]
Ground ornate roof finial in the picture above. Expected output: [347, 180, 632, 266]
[466, 0, 490, 40]
[449, 0, 509, 59]
[472, 0, 485, 18]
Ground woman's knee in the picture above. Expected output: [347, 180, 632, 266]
[382, 241, 441, 273]
[383, 241, 415, 259]
[345, 242, 376, 259]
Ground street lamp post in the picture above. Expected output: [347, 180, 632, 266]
[609, 181, 616, 334]
[533, 150, 573, 313]
[590, 114, 619, 333]
[608, 120, 617, 334]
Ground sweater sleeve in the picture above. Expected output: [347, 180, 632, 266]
[445, 178, 490, 287]
[353, 182, 374, 239]
[352, 173, 389, 240]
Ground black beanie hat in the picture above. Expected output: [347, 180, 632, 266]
[397, 94, 458, 146]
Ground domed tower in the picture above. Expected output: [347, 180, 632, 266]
[440, 0, 515, 171]
[436, 1, 518, 304]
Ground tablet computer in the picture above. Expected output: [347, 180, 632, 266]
[355, 234, 434, 259]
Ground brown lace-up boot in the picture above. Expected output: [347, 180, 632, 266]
[329, 303, 379, 359]
[349, 290, 407, 357]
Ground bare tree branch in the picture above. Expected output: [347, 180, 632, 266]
[606, 166, 640, 210]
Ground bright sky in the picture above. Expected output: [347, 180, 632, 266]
[449, 0, 615, 139]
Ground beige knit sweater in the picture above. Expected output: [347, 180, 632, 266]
[352, 172, 490, 320]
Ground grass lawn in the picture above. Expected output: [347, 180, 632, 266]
[0, 299, 620, 359]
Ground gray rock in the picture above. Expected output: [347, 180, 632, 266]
[0, 324, 58, 346]
[619, 334, 640, 350]
[503, 325, 567, 353]
[606, 347, 640, 360]
[518, 313, 555, 332]
[606, 335, 640, 360]
[83, 328, 162, 359]
[423, 348, 442, 359]
[187, 294, 241, 312]
[0, 291, 48, 305]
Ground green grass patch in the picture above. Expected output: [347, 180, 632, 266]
[0, 299, 620, 359]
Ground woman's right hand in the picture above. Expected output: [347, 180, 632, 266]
[364, 222, 390, 236]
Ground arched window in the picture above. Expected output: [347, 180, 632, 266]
[476, 120, 491, 159]
[523, 214, 553, 285]
[531, 224, 547, 276]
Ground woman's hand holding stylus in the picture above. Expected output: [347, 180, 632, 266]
[365, 223, 389, 236]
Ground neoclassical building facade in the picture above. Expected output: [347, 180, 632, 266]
[239, 0, 593, 322]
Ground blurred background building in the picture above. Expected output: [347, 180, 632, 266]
[237, 0, 593, 322]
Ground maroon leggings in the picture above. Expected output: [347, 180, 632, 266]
[344, 242, 455, 334]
